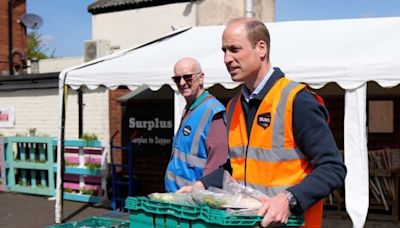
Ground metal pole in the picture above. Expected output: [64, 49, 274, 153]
[245, 0, 254, 18]
[78, 89, 83, 138]
[55, 84, 67, 223]
[8, 0, 14, 75]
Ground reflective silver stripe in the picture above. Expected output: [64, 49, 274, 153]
[246, 183, 289, 198]
[237, 180, 289, 198]
[231, 146, 304, 161]
[190, 102, 219, 158]
[246, 147, 305, 161]
[226, 95, 240, 134]
[272, 81, 299, 149]
[229, 146, 247, 158]
[172, 147, 207, 168]
[166, 170, 194, 187]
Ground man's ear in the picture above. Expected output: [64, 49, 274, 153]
[199, 73, 205, 87]
[256, 40, 267, 59]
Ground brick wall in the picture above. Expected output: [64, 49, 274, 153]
[109, 87, 130, 164]
[0, 0, 27, 74]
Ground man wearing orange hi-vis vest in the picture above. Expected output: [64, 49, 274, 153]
[178, 18, 346, 227]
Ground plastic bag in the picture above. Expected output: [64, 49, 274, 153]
[221, 171, 270, 215]
[148, 172, 268, 214]
[190, 178, 264, 210]
[222, 171, 269, 202]
[191, 187, 229, 208]
[148, 192, 195, 205]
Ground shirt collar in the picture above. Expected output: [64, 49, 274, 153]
[188, 90, 209, 110]
[241, 67, 275, 103]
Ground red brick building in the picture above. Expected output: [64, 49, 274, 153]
[0, 0, 27, 75]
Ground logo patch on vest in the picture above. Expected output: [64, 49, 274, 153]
[183, 125, 191, 136]
[257, 113, 271, 129]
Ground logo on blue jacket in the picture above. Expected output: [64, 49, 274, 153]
[183, 125, 191, 136]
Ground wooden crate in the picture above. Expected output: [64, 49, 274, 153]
[54, 139, 107, 204]
[4, 136, 56, 196]
[0, 137, 6, 191]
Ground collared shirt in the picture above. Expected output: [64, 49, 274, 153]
[240, 67, 276, 135]
[181, 91, 209, 124]
[189, 90, 210, 110]
[241, 67, 275, 103]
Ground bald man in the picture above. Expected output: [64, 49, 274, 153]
[164, 57, 228, 192]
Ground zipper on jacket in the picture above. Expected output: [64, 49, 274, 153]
[244, 143, 249, 186]
[244, 128, 252, 186]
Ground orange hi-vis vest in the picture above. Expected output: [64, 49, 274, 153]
[226, 77, 323, 227]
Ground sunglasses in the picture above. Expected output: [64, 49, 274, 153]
[171, 72, 202, 84]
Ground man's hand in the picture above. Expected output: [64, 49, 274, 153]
[176, 181, 205, 193]
[257, 192, 291, 227]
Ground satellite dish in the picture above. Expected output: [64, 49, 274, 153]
[20, 13, 43, 30]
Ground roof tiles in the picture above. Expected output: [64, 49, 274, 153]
[88, 0, 194, 14]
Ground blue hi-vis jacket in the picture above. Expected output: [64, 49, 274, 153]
[165, 93, 225, 192]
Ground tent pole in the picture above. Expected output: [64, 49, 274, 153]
[55, 84, 67, 223]
[344, 85, 369, 228]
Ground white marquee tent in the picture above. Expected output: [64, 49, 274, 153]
[56, 17, 400, 227]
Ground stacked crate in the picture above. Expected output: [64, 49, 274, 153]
[0, 137, 6, 191]
[57, 139, 107, 204]
[125, 197, 304, 227]
[4, 136, 55, 196]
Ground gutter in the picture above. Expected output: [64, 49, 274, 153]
[8, 0, 14, 75]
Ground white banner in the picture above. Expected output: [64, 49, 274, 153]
[0, 106, 15, 128]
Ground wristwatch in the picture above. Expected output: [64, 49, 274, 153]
[283, 190, 298, 210]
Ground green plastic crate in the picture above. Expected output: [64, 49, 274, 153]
[125, 196, 304, 227]
[48, 216, 129, 228]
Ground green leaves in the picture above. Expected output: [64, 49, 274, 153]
[27, 31, 54, 59]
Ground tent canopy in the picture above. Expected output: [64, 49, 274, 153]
[60, 17, 400, 91]
[57, 17, 400, 227]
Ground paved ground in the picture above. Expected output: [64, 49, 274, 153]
[322, 210, 399, 228]
[0, 192, 399, 227]
[0, 192, 128, 228]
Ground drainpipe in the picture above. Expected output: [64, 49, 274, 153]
[8, 0, 14, 75]
[245, 0, 254, 18]
[78, 89, 83, 138]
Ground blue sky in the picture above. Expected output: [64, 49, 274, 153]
[27, 0, 93, 57]
[27, 0, 400, 57]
